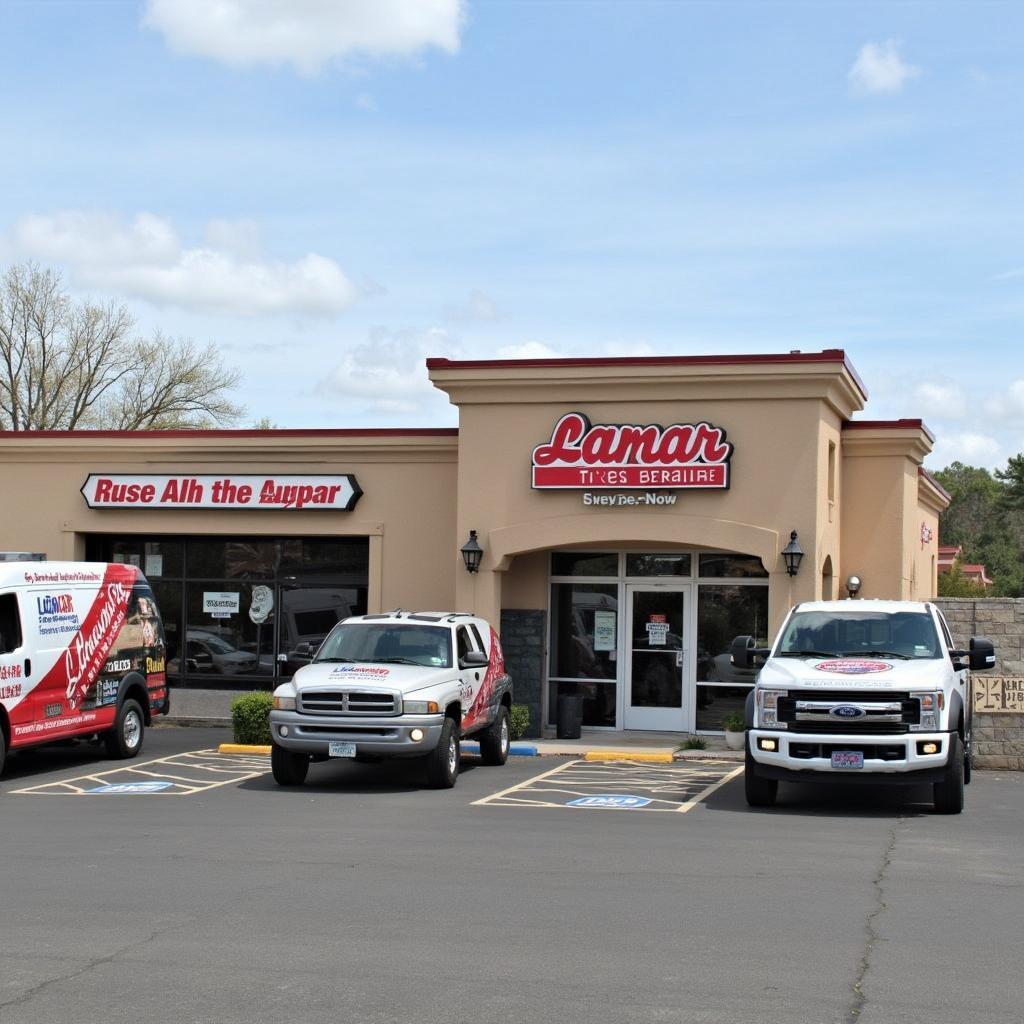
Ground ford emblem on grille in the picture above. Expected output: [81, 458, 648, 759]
[831, 705, 865, 719]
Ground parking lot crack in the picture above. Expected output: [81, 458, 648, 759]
[0, 925, 168, 1019]
[844, 817, 902, 1024]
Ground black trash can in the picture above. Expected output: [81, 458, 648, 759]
[556, 693, 585, 739]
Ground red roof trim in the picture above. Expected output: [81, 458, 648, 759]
[0, 428, 460, 440]
[843, 419, 936, 444]
[919, 466, 952, 501]
[426, 349, 868, 400]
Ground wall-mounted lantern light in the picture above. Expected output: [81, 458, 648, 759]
[782, 530, 804, 577]
[846, 575, 862, 599]
[460, 530, 483, 574]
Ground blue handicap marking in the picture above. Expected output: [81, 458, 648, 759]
[88, 781, 175, 794]
[566, 794, 653, 809]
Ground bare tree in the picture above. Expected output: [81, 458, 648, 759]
[0, 263, 243, 430]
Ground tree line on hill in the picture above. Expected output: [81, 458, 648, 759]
[935, 458, 1024, 596]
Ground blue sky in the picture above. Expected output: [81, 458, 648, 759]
[0, 0, 1021, 469]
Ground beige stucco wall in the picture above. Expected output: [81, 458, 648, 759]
[430, 357, 867, 636]
[0, 432, 459, 613]
[840, 427, 937, 600]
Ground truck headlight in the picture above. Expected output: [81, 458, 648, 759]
[403, 700, 440, 715]
[911, 691, 943, 731]
[273, 696, 296, 711]
[757, 689, 787, 729]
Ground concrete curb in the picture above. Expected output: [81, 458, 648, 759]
[583, 750, 674, 763]
[218, 743, 271, 755]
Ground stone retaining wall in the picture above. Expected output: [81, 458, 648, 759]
[935, 598, 1024, 770]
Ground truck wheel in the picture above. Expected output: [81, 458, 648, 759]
[271, 743, 309, 786]
[478, 706, 510, 766]
[104, 698, 145, 760]
[933, 735, 964, 814]
[426, 717, 459, 789]
[744, 746, 777, 808]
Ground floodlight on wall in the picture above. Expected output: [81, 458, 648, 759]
[846, 575, 862, 599]
[460, 530, 483, 574]
[781, 531, 804, 577]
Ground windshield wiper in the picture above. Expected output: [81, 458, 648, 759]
[315, 657, 354, 663]
[778, 650, 836, 659]
[372, 657, 421, 666]
[848, 650, 911, 660]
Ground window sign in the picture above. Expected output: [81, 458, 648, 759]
[249, 586, 274, 625]
[144, 554, 163, 578]
[593, 610, 616, 651]
[646, 615, 669, 646]
[203, 592, 240, 619]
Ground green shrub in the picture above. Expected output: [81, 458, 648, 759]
[721, 712, 746, 732]
[678, 735, 707, 751]
[509, 704, 530, 740]
[231, 691, 273, 745]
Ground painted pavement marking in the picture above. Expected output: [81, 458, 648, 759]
[472, 758, 743, 812]
[10, 749, 272, 796]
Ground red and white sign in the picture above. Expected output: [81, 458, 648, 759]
[814, 660, 893, 675]
[81, 474, 362, 512]
[531, 412, 732, 490]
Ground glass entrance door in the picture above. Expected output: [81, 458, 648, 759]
[624, 585, 689, 731]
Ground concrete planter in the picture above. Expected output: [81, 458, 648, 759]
[724, 729, 746, 751]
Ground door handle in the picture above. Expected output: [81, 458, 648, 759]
[24, 658, 31, 677]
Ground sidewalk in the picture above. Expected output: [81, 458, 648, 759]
[163, 690, 744, 762]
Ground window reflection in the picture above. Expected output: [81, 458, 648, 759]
[549, 583, 618, 680]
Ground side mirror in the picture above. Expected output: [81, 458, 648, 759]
[969, 636, 996, 671]
[731, 635, 755, 668]
[459, 650, 489, 669]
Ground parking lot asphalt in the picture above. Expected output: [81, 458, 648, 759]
[1, 725, 1022, 1024]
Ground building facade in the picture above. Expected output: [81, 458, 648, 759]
[0, 349, 947, 736]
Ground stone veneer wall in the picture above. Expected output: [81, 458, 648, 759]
[934, 598, 1024, 771]
[500, 609, 545, 739]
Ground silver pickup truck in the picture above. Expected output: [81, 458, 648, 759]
[269, 610, 513, 789]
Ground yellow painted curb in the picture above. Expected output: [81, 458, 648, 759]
[584, 751, 674, 763]
[218, 743, 271, 755]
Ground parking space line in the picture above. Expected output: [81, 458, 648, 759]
[10, 749, 272, 796]
[473, 758, 743, 812]
[470, 759, 579, 806]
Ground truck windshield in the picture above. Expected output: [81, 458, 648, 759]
[315, 624, 453, 669]
[777, 610, 942, 660]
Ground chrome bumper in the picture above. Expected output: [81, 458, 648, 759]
[269, 710, 446, 757]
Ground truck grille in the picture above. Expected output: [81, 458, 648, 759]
[298, 690, 400, 716]
[779, 691, 919, 735]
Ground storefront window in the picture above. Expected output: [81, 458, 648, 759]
[698, 553, 768, 578]
[626, 553, 691, 577]
[550, 552, 618, 577]
[149, 580, 183, 679]
[695, 584, 768, 730]
[186, 539, 278, 580]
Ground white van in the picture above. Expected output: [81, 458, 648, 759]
[0, 561, 170, 775]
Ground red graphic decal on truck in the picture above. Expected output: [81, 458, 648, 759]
[462, 628, 507, 731]
[31, 564, 136, 712]
[531, 412, 733, 489]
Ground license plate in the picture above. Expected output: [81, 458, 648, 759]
[831, 750, 864, 769]
[328, 741, 356, 758]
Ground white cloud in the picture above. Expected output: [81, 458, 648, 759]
[848, 40, 921, 96]
[495, 341, 560, 359]
[318, 326, 461, 414]
[929, 431, 1001, 468]
[354, 92, 379, 112]
[913, 378, 967, 420]
[443, 289, 499, 323]
[12, 210, 357, 316]
[990, 379, 1024, 421]
[144, 0, 464, 75]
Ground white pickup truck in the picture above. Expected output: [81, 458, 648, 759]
[269, 611, 513, 789]
[733, 600, 995, 814]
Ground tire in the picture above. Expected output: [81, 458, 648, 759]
[104, 698, 145, 760]
[478, 706, 510, 766]
[933, 734, 964, 814]
[271, 742, 309, 786]
[426, 717, 459, 789]
[744, 745, 777, 808]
